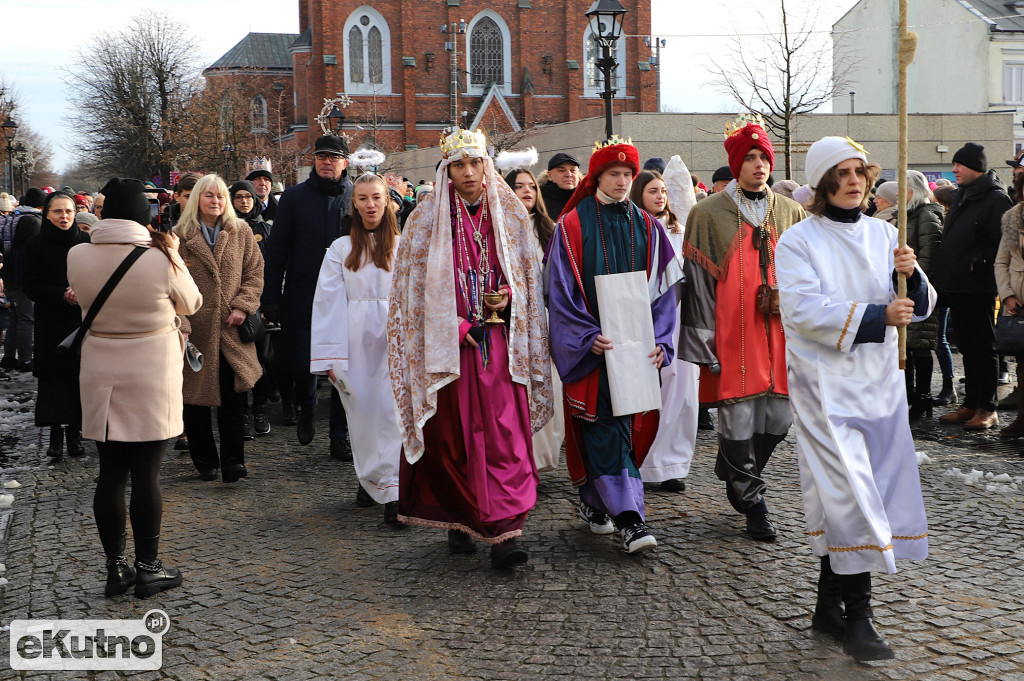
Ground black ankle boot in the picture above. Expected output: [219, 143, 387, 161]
[296, 402, 314, 445]
[839, 572, 895, 661]
[811, 556, 845, 641]
[45, 425, 63, 459]
[65, 426, 85, 457]
[133, 535, 183, 598]
[908, 393, 933, 420]
[932, 377, 957, 406]
[100, 533, 136, 597]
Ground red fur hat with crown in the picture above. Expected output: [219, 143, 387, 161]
[724, 113, 775, 180]
[558, 135, 640, 219]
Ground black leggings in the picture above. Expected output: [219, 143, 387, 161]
[93, 440, 165, 540]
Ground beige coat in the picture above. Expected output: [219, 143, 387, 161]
[67, 220, 202, 442]
[178, 219, 264, 406]
[996, 203, 1024, 305]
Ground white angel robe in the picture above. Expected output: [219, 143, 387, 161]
[775, 214, 933, 575]
[533, 237, 564, 471]
[311, 236, 402, 504]
[639, 228, 699, 482]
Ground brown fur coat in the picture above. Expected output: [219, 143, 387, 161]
[178, 220, 264, 406]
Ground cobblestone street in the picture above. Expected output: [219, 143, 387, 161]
[1, 372, 1023, 680]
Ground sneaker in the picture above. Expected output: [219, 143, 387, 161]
[253, 407, 271, 436]
[621, 523, 657, 553]
[577, 500, 615, 535]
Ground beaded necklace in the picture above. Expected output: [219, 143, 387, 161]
[595, 200, 637, 274]
[453, 189, 492, 323]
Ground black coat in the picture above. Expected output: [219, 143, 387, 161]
[260, 192, 278, 223]
[932, 170, 1012, 296]
[262, 169, 351, 329]
[21, 219, 90, 380]
[906, 202, 944, 350]
[6, 209, 42, 288]
[541, 182, 576, 221]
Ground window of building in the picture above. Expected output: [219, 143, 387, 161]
[251, 95, 268, 133]
[583, 26, 626, 98]
[466, 11, 511, 95]
[343, 6, 392, 95]
[1005, 63, 1024, 104]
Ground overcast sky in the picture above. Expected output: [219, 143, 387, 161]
[0, 0, 856, 173]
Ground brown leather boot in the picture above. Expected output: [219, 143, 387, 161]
[939, 406, 975, 423]
[965, 410, 999, 430]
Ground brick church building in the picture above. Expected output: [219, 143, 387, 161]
[206, 0, 656, 174]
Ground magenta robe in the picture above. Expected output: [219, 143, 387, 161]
[398, 194, 537, 543]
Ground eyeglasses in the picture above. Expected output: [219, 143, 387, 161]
[314, 152, 344, 161]
[233, 194, 254, 201]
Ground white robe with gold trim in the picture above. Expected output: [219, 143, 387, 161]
[775, 214, 932, 574]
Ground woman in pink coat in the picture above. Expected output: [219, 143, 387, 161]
[67, 178, 202, 598]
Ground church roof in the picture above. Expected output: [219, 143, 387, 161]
[957, 0, 1024, 31]
[207, 33, 300, 71]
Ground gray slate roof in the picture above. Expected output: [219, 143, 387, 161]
[208, 33, 299, 70]
[960, 0, 1024, 31]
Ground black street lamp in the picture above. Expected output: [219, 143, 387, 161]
[586, 0, 627, 141]
[221, 144, 233, 181]
[2, 117, 18, 195]
[326, 104, 346, 135]
[13, 143, 27, 197]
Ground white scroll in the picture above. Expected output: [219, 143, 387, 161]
[594, 271, 663, 416]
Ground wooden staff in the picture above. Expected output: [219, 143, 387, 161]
[896, 0, 917, 370]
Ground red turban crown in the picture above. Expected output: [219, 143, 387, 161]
[724, 113, 775, 181]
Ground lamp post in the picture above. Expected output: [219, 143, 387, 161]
[326, 104, 346, 136]
[2, 117, 18, 195]
[13, 143, 27, 196]
[585, 0, 627, 141]
[221, 144, 233, 181]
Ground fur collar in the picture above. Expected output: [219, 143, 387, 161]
[1001, 201, 1024, 238]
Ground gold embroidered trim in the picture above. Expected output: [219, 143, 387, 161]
[892, 532, 929, 541]
[837, 302, 858, 350]
[828, 543, 893, 553]
[808, 530, 825, 537]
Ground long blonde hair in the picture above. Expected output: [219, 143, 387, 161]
[174, 174, 239, 240]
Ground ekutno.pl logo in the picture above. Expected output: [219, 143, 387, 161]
[8, 609, 170, 671]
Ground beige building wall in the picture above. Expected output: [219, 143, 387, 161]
[386, 111, 1015, 188]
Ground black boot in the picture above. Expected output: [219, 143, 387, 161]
[908, 393, 933, 421]
[45, 425, 63, 459]
[932, 376, 957, 406]
[100, 533, 136, 597]
[65, 426, 86, 457]
[490, 539, 529, 568]
[296, 402, 314, 446]
[839, 572, 895, 661]
[811, 556, 845, 641]
[281, 399, 297, 426]
[133, 535, 183, 598]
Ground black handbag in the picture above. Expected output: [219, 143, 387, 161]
[58, 246, 147, 357]
[995, 313, 1024, 355]
[237, 311, 266, 344]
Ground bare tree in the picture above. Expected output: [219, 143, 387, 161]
[709, 0, 858, 178]
[66, 13, 201, 187]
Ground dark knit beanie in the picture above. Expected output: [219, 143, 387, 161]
[99, 178, 152, 226]
[952, 142, 987, 173]
[23, 187, 46, 208]
[642, 157, 667, 174]
[246, 169, 274, 182]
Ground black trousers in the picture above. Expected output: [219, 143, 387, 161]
[947, 293, 998, 411]
[283, 325, 348, 438]
[183, 354, 246, 471]
[93, 439, 164, 542]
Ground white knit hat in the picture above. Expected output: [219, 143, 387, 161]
[0, 192, 12, 212]
[805, 136, 868, 189]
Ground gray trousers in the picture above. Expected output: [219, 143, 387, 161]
[2, 288, 33, 363]
[715, 396, 792, 515]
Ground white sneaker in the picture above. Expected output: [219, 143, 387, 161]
[622, 523, 657, 553]
[577, 500, 615, 535]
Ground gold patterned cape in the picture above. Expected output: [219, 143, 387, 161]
[387, 155, 553, 463]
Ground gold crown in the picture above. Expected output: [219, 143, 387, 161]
[592, 134, 634, 153]
[440, 128, 488, 158]
[724, 112, 766, 139]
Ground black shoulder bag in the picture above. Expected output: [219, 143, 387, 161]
[58, 246, 148, 357]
